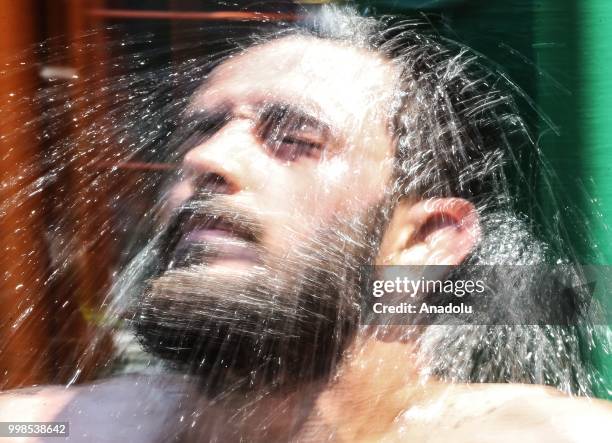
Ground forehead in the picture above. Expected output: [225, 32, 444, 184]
[189, 36, 399, 131]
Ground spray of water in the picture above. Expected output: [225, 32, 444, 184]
[0, 4, 609, 441]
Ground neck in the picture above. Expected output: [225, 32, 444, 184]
[301, 329, 421, 441]
[179, 329, 421, 442]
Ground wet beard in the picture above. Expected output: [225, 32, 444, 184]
[134, 204, 385, 393]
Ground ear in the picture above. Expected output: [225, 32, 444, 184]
[376, 198, 480, 266]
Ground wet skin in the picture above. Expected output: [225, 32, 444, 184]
[0, 36, 611, 442]
[169, 35, 399, 273]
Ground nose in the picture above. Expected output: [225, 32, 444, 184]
[182, 120, 259, 195]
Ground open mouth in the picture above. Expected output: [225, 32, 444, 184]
[165, 209, 261, 270]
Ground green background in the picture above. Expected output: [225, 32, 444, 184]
[353, 0, 611, 399]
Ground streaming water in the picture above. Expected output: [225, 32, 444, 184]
[0, 4, 609, 441]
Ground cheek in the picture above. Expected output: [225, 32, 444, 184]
[283, 155, 391, 217]
[305, 158, 355, 219]
[314, 153, 393, 215]
[250, 160, 348, 254]
[318, 157, 350, 187]
[255, 153, 392, 253]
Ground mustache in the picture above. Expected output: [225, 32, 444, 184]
[157, 193, 265, 271]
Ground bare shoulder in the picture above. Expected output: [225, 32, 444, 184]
[0, 375, 193, 442]
[388, 383, 612, 443]
[0, 384, 78, 422]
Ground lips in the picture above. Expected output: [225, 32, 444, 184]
[182, 228, 259, 261]
[167, 211, 260, 269]
[182, 215, 256, 243]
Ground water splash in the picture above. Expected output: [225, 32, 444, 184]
[0, 4, 609, 440]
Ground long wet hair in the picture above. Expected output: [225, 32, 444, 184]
[251, 6, 605, 395]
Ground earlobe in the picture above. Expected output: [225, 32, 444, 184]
[377, 198, 480, 266]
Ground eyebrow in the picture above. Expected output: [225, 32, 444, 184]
[265, 102, 330, 127]
[259, 102, 334, 136]
[184, 100, 334, 133]
[181, 106, 231, 127]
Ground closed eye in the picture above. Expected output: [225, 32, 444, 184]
[257, 103, 330, 163]
[273, 136, 323, 161]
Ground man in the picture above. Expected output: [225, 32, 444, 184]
[1, 6, 611, 442]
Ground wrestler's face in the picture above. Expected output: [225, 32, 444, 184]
[164, 36, 399, 274]
[135, 36, 400, 382]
